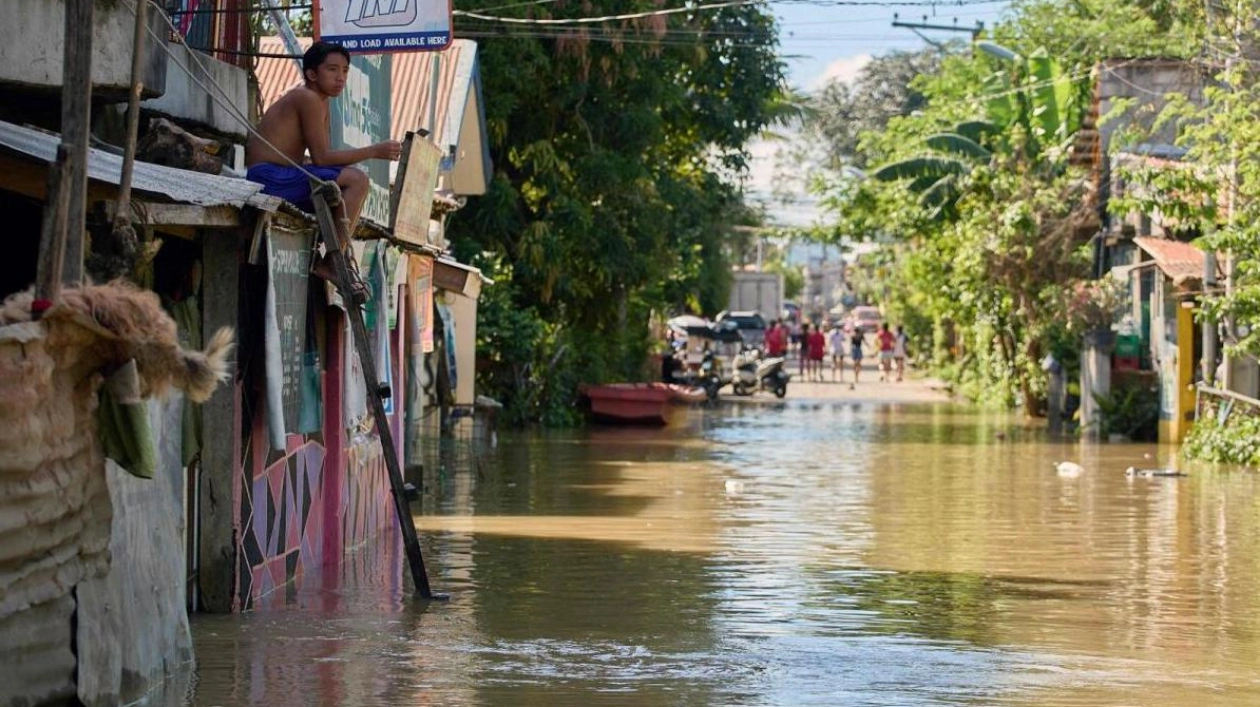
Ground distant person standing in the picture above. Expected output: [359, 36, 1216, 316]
[765, 320, 786, 358]
[893, 324, 910, 382]
[808, 324, 826, 381]
[875, 323, 896, 382]
[798, 323, 811, 378]
[828, 325, 846, 382]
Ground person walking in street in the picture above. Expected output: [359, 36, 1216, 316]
[829, 324, 846, 382]
[875, 323, 896, 382]
[893, 324, 910, 383]
[808, 324, 826, 382]
[848, 326, 867, 387]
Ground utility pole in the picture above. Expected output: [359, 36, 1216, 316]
[891, 14, 984, 46]
[35, 0, 94, 308]
[1203, 250, 1219, 386]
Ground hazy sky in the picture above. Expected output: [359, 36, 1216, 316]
[748, 0, 1013, 227]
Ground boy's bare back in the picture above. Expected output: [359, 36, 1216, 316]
[245, 87, 326, 168]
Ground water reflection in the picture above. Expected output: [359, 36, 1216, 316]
[186, 401, 1260, 706]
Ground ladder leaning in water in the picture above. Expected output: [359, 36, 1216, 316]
[311, 182, 445, 601]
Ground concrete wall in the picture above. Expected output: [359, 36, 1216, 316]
[76, 396, 193, 706]
[0, 0, 167, 100]
[144, 43, 251, 140]
[1098, 60, 1207, 149]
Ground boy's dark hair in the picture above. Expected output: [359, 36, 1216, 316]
[303, 42, 351, 79]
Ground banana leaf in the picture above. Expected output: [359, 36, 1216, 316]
[925, 132, 992, 161]
[871, 157, 968, 182]
[954, 120, 1000, 144]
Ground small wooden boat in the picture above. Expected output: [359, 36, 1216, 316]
[580, 383, 702, 425]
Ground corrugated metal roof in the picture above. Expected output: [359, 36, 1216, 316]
[256, 37, 479, 152]
[1133, 236, 1213, 284]
[0, 120, 278, 210]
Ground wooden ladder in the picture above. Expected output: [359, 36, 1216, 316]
[311, 184, 444, 601]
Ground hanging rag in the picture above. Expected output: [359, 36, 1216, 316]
[98, 359, 157, 479]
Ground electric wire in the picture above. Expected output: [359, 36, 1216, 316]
[129, 0, 328, 184]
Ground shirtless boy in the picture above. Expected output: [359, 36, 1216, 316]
[245, 42, 400, 236]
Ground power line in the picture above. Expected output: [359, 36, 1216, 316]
[129, 0, 327, 184]
[455, 0, 1010, 26]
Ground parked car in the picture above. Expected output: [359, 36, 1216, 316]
[849, 306, 882, 334]
[715, 310, 767, 348]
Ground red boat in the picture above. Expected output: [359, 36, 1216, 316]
[580, 383, 704, 425]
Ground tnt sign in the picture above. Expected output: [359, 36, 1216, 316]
[314, 0, 452, 53]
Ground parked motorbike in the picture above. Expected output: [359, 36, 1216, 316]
[730, 348, 790, 398]
[698, 349, 725, 404]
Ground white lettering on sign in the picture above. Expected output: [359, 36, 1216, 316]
[362, 183, 392, 228]
[339, 63, 384, 148]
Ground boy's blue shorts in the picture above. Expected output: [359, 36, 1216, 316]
[246, 163, 343, 212]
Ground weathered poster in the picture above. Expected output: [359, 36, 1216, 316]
[391, 136, 443, 247]
[264, 224, 314, 448]
[314, 0, 453, 53]
[414, 255, 434, 353]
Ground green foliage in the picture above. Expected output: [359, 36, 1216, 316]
[1092, 378, 1159, 441]
[1184, 401, 1260, 466]
[451, 0, 786, 425]
[789, 0, 1192, 412]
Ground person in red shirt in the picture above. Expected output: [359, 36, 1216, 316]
[765, 320, 786, 358]
[807, 325, 826, 382]
[875, 322, 896, 382]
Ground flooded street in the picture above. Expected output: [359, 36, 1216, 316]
[188, 401, 1260, 706]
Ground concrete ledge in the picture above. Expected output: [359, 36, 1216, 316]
[144, 43, 251, 140]
[0, 0, 166, 100]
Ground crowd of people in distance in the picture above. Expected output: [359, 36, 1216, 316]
[763, 318, 909, 387]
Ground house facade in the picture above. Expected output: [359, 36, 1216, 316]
[0, 3, 493, 703]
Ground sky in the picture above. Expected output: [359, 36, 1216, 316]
[747, 0, 1013, 228]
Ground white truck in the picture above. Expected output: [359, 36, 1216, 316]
[728, 271, 784, 323]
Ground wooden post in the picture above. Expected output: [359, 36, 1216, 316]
[34, 147, 71, 310]
[115, 0, 149, 228]
[35, 0, 94, 305]
[60, 0, 94, 286]
[311, 184, 441, 601]
[198, 230, 243, 612]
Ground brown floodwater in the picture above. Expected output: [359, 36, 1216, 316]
[184, 401, 1260, 706]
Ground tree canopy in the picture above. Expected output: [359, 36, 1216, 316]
[447, 1, 787, 424]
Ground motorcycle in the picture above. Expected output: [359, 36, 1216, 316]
[697, 349, 725, 404]
[730, 348, 790, 398]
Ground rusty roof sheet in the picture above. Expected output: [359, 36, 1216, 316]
[255, 37, 479, 152]
[255, 36, 308, 112]
[1133, 236, 1214, 284]
[0, 119, 279, 211]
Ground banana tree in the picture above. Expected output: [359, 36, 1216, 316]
[871, 43, 1086, 218]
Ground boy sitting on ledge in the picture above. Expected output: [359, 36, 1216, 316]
[245, 41, 400, 293]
